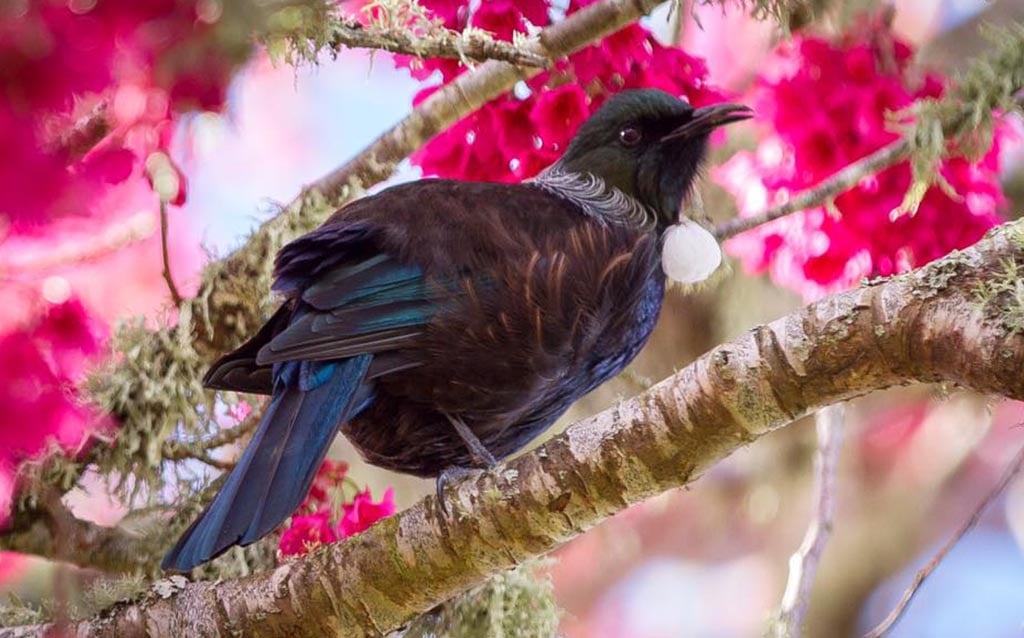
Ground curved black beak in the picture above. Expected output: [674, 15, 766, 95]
[662, 103, 753, 141]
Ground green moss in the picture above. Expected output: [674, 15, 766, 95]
[0, 574, 152, 628]
[263, 0, 338, 65]
[84, 306, 212, 497]
[402, 561, 560, 638]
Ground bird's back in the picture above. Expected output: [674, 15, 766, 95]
[321, 179, 666, 474]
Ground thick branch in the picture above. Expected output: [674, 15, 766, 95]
[10, 221, 1023, 637]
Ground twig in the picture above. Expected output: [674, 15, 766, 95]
[712, 139, 910, 240]
[327, 21, 550, 68]
[0, 211, 157, 278]
[158, 202, 183, 307]
[52, 101, 110, 162]
[193, 453, 236, 471]
[161, 410, 261, 462]
[771, 404, 846, 638]
[862, 444, 1024, 638]
[712, 94, 1024, 241]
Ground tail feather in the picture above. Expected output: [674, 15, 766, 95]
[162, 355, 373, 572]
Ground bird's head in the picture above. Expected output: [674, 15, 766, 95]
[556, 88, 752, 229]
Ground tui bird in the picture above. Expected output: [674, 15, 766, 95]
[162, 88, 751, 571]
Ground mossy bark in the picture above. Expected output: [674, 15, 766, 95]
[4, 221, 1022, 638]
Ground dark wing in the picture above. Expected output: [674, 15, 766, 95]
[256, 252, 448, 365]
[203, 219, 452, 394]
[203, 304, 290, 394]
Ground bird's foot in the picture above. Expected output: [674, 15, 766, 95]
[435, 466, 485, 517]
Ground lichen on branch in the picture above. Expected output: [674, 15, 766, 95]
[269, 0, 549, 68]
[898, 23, 1024, 213]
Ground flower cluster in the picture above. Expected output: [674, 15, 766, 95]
[391, 0, 726, 182]
[714, 17, 1006, 300]
[278, 460, 396, 558]
[0, 298, 108, 526]
[0, 0, 251, 232]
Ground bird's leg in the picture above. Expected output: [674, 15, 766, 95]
[436, 413, 498, 515]
[444, 413, 497, 467]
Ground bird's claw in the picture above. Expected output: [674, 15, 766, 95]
[435, 466, 483, 517]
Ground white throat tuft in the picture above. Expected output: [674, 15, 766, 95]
[661, 219, 722, 284]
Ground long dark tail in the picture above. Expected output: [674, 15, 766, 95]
[162, 355, 373, 572]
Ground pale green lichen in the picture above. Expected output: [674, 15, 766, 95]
[914, 257, 965, 299]
[264, 0, 522, 71]
[897, 23, 1024, 215]
[263, 0, 339, 65]
[85, 305, 212, 497]
[0, 594, 45, 628]
[0, 574, 149, 628]
[400, 561, 560, 638]
[72, 574, 150, 621]
[973, 257, 1024, 336]
[708, 0, 810, 24]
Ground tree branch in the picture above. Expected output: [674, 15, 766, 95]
[862, 443, 1024, 638]
[158, 203, 183, 307]
[325, 21, 550, 68]
[0, 490, 159, 575]
[712, 139, 910, 240]
[771, 404, 845, 637]
[8, 220, 1023, 637]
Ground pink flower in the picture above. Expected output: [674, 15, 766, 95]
[0, 0, 248, 232]
[0, 551, 27, 586]
[303, 459, 349, 509]
[404, 0, 727, 182]
[530, 85, 589, 149]
[276, 477, 395, 559]
[0, 297, 108, 526]
[278, 510, 337, 557]
[714, 16, 1006, 301]
[33, 299, 106, 379]
[338, 488, 396, 537]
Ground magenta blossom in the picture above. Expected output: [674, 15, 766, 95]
[390, 0, 727, 183]
[338, 488, 397, 537]
[714, 17, 1006, 300]
[278, 510, 338, 557]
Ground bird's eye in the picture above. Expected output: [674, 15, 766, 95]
[619, 127, 643, 146]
